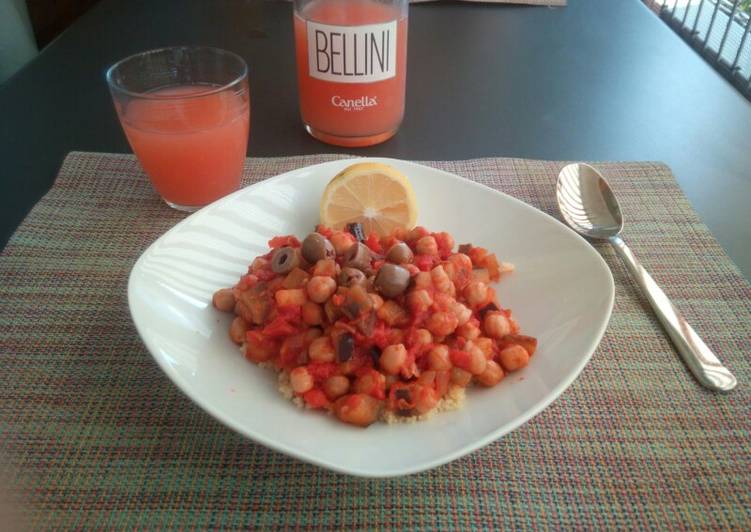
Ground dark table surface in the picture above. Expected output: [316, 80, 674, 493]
[1, 0, 750, 278]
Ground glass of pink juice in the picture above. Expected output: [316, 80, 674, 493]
[294, 0, 408, 147]
[107, 47, 249, 211]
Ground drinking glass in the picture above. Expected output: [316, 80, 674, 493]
[107, 46, 250, 211]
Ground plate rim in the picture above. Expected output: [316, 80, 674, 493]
[127, 157, 615, 478]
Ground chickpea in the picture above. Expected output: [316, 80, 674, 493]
[312, 259, 338, 278]
[450, 252, 473, 271]
[323, 375, 350, 400]
[377, 300, 409, 327]
[353, 370, 385, 397]
[447, 281, 457, 298]
[229, 316, 248, 345]
[406, 226, 428, 241]
[434, 370, 451, 397]
[474, 337, 495, 358]
[435, 231, 455, 252]
[308, 336, 335, 363]
[405, 264, 420, 276]
[450, 367, 472, 386]
[449, 300, 472, 326]
[230, 295, 251, 318]
[447, 253, 473, 289]
[465, 343, 488, 375]
[476, 360, 505, 387]
[413, 328, 433, 346]
[443, 261, 456, 280]
[304, 328, 322, 343]
[369, 293, 384, 310]
[483, 311, 512, 339]
[413, 385, 439, 415]
[338, 357, 361, 377]
[301, 301, 324, 325]
[457, 321, 481, 340]
[212, 288, 235, 312]
[274, 288, 307, 307]
[499, 345, 530, 371]
[406, 289, 433, 313]
[463, 281, 489, 307]
[427, 345, 452, 371]
[245, 335, 278, 363]
[289, 367, 314, 394]
[426, 312, 459, 337]
[416, 235, 439, 256]
[306, 276, 337, 303]
[330, 231, 356, 256]
[432, 292, 454, 310]
[392, 227, 408, 240]
[431, 265, 452, 293]
[472, 268, 490, 284]
[387, 328, 404, 346]
[334, 394, 381, 427]
[379, 344, 407, 375]
[417, 370, 437, 387]
[413, 271, 433, 289]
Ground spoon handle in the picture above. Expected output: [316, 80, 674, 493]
[608, 235, 737, 392]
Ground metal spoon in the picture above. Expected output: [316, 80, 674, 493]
[557, 163, 737, 392]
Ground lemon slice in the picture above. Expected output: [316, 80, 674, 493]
[320, 162, 418, 236]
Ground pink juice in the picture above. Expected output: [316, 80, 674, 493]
[119, 85, 250, 207]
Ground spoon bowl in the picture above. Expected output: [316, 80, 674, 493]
[556, 163, 623, 239]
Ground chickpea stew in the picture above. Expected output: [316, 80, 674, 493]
[212, 225, 537, 427]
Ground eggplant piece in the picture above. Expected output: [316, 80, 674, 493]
[346, 222, 366, 242]
[336, 333, 355, 362]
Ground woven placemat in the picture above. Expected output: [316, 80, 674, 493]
[1, 152, 749, 530]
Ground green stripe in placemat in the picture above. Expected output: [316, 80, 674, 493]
[1, 152, 749, 530]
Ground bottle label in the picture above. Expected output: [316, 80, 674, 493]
[307, 20, 397, 83]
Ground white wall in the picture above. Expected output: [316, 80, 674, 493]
[0, 0, 38, 83]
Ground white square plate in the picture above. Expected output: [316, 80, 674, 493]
[128, 157, 614, 477]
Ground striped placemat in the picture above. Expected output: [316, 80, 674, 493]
[0, 152, 749, 530]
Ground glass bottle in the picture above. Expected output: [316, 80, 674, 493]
[293, 0, 409, 147]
